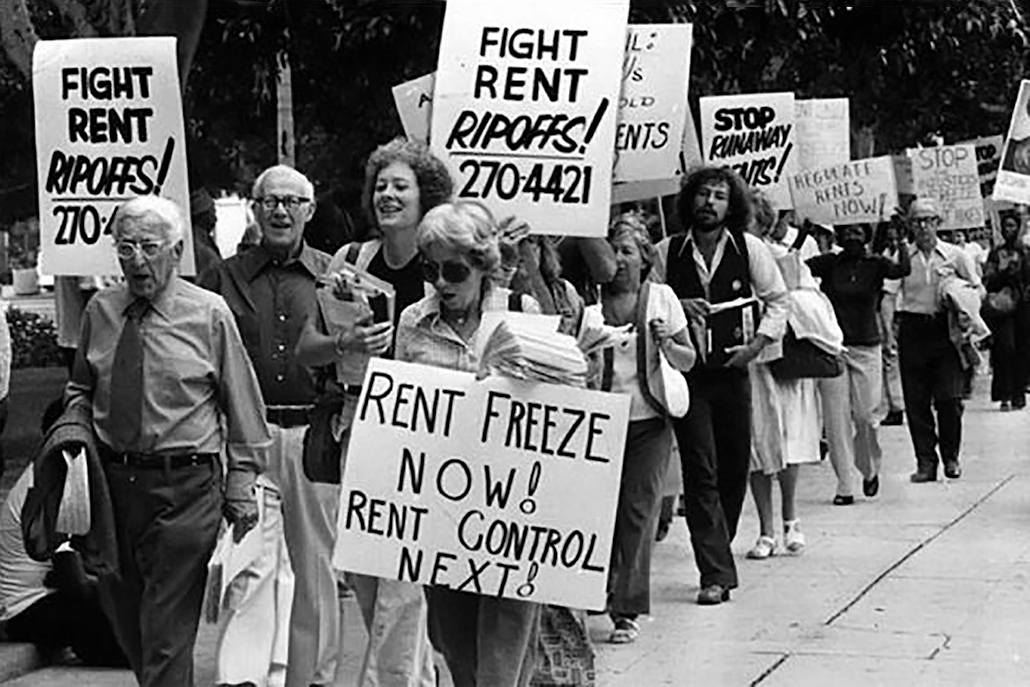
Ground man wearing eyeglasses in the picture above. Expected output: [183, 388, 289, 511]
[897, 197, 983, 483]
[199, 165, 339, 687]
[64, 195, 271, 686]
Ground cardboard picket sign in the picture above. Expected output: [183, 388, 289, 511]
[393, 73, 436, 144]
[611, 106, 702, 204]
[959, 134, 1004, 201]
[892, 154, 914, 196]
[699, 92, 797, 208]
[794, 98, 850, 171]
[907, 144, 983, 230]
[612, 24, 693, 184]
[994, 80, 1030, 204]
[33, 38, 195, 276]
[789, 156, 897, 226]
[334, 358, 630, 610]
[430, 0, 630, 237]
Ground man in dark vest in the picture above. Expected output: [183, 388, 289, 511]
[650, 166, 790, 605]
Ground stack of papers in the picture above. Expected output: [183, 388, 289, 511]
[477, 312, 589, 387]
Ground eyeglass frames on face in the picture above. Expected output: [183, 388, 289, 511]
[257, 196, 311, 211]
[420, 258, 473, 284]
[116, 240, 166, 260]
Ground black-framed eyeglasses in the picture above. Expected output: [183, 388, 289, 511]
[116, 240, 166, 260]
[257, 196, 311, 211]
[420, 257, 473, 284]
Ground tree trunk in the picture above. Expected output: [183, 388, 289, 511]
[0, 0, 39, 80]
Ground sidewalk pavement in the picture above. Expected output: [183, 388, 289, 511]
[3, 378, 1028, 686]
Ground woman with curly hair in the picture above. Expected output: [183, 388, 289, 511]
[296, 136, 454, 687]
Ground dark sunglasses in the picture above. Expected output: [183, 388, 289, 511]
[420, 257, 472, 284]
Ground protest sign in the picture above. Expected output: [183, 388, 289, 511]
[994, 80, 1030, 204]
[892, 154, 914, 196]
[334, 358, 630, 610]
[393, 73, 435, 144]
[613, 24, 692, 184]
[794, 98, 850, 170]
[700, 92, 797, 208]
[33, 38, 195, 276]
[907, 144, 983, 230]
[431, 0, 629, 237]
[960, 134, 1004, 201]
[789, 156, 897, 226]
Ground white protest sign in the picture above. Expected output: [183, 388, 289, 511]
[431, 0, 629, 237]
[33, 38, 195, 276]
[907, 144, 983, 230]
[995, 80, 1030, 204]
[613, 24, 692, 184]
[393, 73, 435, 144]
[700, 92, 797, 208]
[960, 134, 1004, 202]
[789, 157, 897, 225]
[611, 107, 701, 204]
[794, 98, 850, 170]
[334, 358, 630, 610]
[892, 154, 914, 195]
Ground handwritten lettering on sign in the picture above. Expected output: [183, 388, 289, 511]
[907, 144, 984, 231]
[33, 38, 195, 276]
[333, 359, 630, 610]
[700, 92, 797, 208]
[430, 0, 629, 237]
[790, 157, 897, 226]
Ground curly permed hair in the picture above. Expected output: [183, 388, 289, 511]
[361, 137, 454, 230]
[675, 165, 753, 235]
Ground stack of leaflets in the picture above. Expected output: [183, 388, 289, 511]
[476, 311, 589, 387]
[317, 262, 396, 383]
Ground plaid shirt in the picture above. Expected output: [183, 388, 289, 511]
[395, 287, 540, 373]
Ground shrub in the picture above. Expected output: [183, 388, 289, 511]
[7, 307, 64, 369]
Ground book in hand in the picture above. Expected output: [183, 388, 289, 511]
[477, 313, 589, 388]
[695, 296, 760, 367]
[317, 262, 397, 383]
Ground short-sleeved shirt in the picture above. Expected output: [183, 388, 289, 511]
[0, 469, 52, 622]
[807, 253, 899, 346]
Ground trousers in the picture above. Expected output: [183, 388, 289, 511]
[821, 345, 884, 497]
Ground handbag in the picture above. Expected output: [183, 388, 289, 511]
[984, 286, 1018, 316]
[302, 389, 347, 484]
[531, 605, 596, 686]
[769, 326, 843, 380]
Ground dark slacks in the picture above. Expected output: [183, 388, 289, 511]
[99, 459, 222, 687]
[898, 314, 965, 472]
[5, 589, 126, 667]
[427, 588, 540, 687]
[609, 417, 671, 618]
[673, 368, 752, 589]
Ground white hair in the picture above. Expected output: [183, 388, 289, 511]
[252, 165, 315, 199]
[114, 195, 186, 244]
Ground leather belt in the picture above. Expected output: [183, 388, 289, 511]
[266, 405, 314, 428]
[99, 444, 216, 470]
[898, 311, 943, 322]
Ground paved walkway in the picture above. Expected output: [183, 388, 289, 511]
[4, 378, 1028, 686]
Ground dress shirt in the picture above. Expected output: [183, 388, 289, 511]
[65, 277, 270, 472]
[395, 288, 540, 373]
[651, 229, 789, 343]
[199, 242, 331, 406]
[898, 240, 982, 315]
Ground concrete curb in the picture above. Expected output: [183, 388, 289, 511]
[0, 643, 43, 684]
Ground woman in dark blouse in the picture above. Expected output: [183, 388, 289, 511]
[982, 213, 1030, 411]
[807, 224, 910, 503]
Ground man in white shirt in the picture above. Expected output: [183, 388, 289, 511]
[896, 198, 983, 482]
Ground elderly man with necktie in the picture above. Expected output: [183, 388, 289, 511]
[64, 195, 271, 687]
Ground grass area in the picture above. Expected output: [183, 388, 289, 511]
[0, 367, 68, 499]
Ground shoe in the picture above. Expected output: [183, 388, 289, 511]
[909, 470, 937, 483]
[697, 584, 730, 605]
[1001, 401, 1012, 412]
[746, 535, 778, 559]
[880, 410, 904, 426]
[609, 617, 640, 644]
[783, 520, 805, 554]
[863, 475, 880, 498]
[1014, 398, 1026, 410]
[944, 462, 962, 479]
[833, 494, 855, 506]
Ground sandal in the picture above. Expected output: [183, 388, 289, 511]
[784, 520, 806, 554]
[609, 617, 640, 644]
[746, 535, 778, 559]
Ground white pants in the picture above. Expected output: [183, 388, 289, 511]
[820, 345, 884, 498]
[216, 479, 294, 687]
[276, 424, 344, 687]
